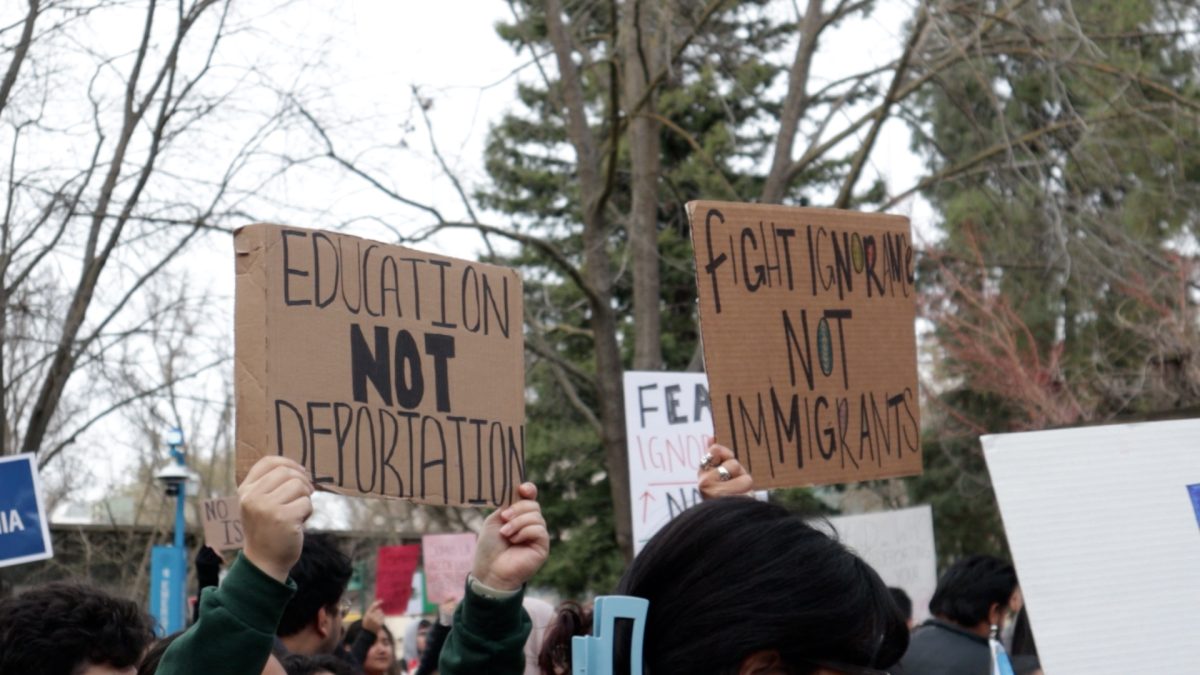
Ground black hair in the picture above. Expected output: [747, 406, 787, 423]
[889, 587, 913, 622]
[928, 555, 1017, 628]
[342, 617, 394, 648]
[615, 498, 909, 675]
[281, 653, 358, 675]
[277, 533, 353, 637]
[0, 581, 155, 674]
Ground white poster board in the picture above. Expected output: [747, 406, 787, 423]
[624, 371, 713, 555]
[982, 419, 1200, 675]
[815, 505, 937, 623]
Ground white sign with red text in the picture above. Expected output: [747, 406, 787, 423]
[624, 371, 715, 556]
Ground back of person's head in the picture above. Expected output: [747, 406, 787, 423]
[928, 554, 1018, 629]
[615, 498, 909, 674]
[277, 533, 353, 637]
[889, 587, 913, 623]
[0, 581, 155, 674]
[537, 601, 593, 675]
[280, 653, 357, 675]
[138, 632, 184, 675]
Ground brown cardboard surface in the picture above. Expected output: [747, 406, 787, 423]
[688, 201, 921, 488]
[234, 224, 526, 506]
[201, 496, 243, 551]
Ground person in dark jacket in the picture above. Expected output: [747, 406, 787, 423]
[898, 555, 1019, 675]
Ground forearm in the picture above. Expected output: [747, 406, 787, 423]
[158, 554, 295, 675]
[437, 579, 531, 675]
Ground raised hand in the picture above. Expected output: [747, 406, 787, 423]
[362, 599, 385, 634]
[237, 456, 314, 583]
[471, 482, 549, 591]
[698, 444, 754, 499]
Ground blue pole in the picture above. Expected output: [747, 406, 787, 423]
[173, 465, 185, 550]
[169, 435, 186, 628]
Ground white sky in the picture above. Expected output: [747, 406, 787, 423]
[54, 0, 936, 520]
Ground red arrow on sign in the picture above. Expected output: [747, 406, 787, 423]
[640, 491, 656, 522]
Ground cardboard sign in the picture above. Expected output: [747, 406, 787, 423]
[623, 371, 712, 555]
[234, 224, 527, 506]
[201, 496, 244, 551]
[688, 201, 921, 488]
[816, 505, 937, 623]
[0, 453, 53, 568]
[376, 544, 421, 615]
[982, 419, 1200, 674]
[422, 533, 477, 603]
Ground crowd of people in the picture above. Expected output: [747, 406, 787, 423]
[0, 449, 1040, 675]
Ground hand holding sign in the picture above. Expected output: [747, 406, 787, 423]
[238, 456, 314, 583]
[698, 444, 754, 499]
[472, 482, 549, 591]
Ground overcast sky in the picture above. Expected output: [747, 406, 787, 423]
[58, 0, 933, 520]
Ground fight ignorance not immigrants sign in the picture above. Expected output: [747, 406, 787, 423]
[688, 201, 922, 488]
[235, 224, 526, 506]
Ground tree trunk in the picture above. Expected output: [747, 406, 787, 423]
[623, 0, 664, 372]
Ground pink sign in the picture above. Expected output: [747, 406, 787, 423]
[422, 533, 477, 603]
[376, 545, 420, 615]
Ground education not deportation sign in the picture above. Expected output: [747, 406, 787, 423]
[235, 224, 526, 506]
[688, 201, 921, 488]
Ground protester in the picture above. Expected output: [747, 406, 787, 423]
[157, 456, 313, 675]
[275, 533, 354, 657]
[0, 581, 155, 675]
[437, 482, 551, 673]
[890, 587, 915, 630]
[343, 612, 403, 675]
[898, 555, 1019, 675]
[341, 599, 391, 671]
[521, 596, 557, 675]
[535, 601, 592, 675]
[618, 497, 909, 674]
[405, 619, 432, 672]
[414, 600, 458, 675]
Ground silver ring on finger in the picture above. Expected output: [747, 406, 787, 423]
[716, 465, 732, 482]
[699, 453, 714, 469]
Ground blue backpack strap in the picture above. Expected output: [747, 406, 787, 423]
[571, 595, 649, 675]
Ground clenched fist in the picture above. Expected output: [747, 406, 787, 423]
[238, 456, 314, 583]
[471, 482, 549, 591]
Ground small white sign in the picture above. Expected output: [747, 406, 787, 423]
[817, 505, 937, 623]
[983, 419, 1200, 674]
[624, 371, 714, 555]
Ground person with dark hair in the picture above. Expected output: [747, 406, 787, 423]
[616, 497, 910, 674]
[436, 482, 551, 674]
[343, 614, 403, 675]
[890, 587, 914, 630]
[158, 456, 314, 675]
[280, 653, 358, 675]
[898, 555, 1019, 675]
[275, 532, 353, 656]
[536, 601, 593, 675]
[0, 581, 155, 675]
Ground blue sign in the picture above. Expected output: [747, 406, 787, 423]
[149, 545, 187, 635]
[0, 453, 53, 568]
[1188, 484, 1200, 530]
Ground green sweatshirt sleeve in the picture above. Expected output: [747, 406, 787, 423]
[437, 581, 532, 675]
[157, 552, 296, 675]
